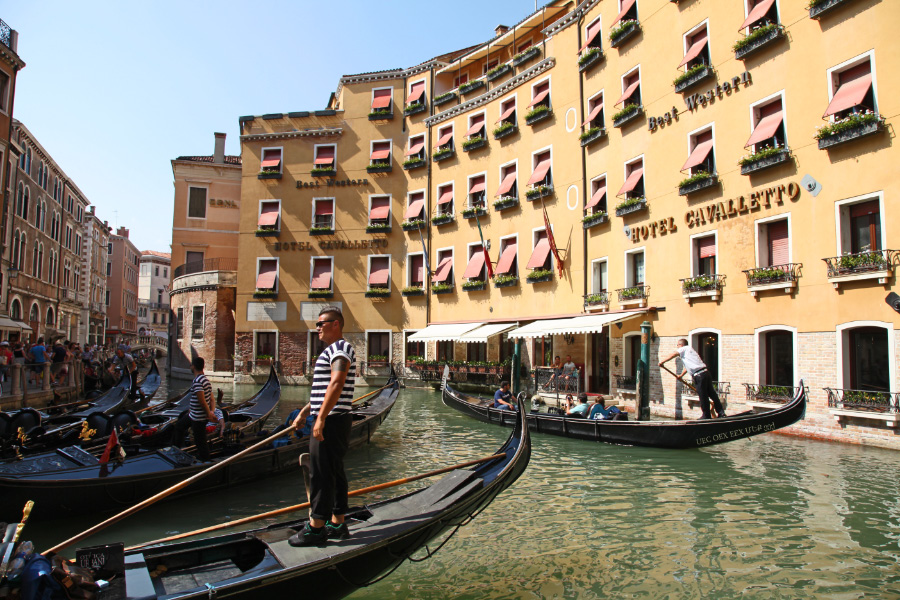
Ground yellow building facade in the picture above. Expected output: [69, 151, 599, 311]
[238, 0, 900, 447]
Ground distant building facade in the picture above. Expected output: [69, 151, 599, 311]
[80, 206, 109, 346]
[106, 227, 139, 344]
[138, 250, 170, 334]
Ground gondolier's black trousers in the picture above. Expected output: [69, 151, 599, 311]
[692, 370, 725, 419]
[309, 412, 353, 522]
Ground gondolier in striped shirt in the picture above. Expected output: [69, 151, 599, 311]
[188, 356, 216, 460]
[660, 339, 726, 420]
[290, 306, 357, 547]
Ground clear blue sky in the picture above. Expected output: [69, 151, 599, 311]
[3, 1, 540, 253]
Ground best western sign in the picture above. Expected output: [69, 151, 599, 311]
[649, 71, 753, 132]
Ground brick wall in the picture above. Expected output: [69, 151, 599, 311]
[170, 287, 235, 373]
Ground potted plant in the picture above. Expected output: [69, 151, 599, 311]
[311, 166, 337, 177]
[432, 283, 453, 294]
[253, 289, 278, 299]
[511, 46, 540, 67]
[584, 292, 608, 306]
[459, 79, 485, 95]
[747, 267, 789, 285]
[673, 64, 712, 91]
[462, 206, 487, 219]
[368, 354, 388, 367]
[402, 285, 425, 296]
[677, 171, 718, 195]
[615, 196, 647, 216]
[486, 63, 512, 81]
[525, 185, 553, 201]
[404, 102, 426, 116]
[462, 280, 486, 291]
[255, 227, 279, 237]
[733, 23, 784, 59]
[582, 211, 608, 228]
[308, 289, 333, 298]
[367, 161, 392, 174]
[309, 226, 334, 235]
[815, 111, 884, 149]
[433, 91, 457, 106]
[579, 126, 606, 146]
[493, 196, 519, 211]
[738, 146, 790, 174]
[620, 286, 644, 300]
[258, 168, 281, 180]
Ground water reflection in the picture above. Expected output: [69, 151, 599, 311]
[18, 373, 900, 598]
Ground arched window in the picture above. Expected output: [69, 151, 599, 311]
[11, 230, 19, 269]
[31, 242, 38, 277]
[46, 307, 54, 326]
[37, 243, 44, 280]
[29, 303, 39, 324]
[22, 186, 29, 220]
[18, 234, 26, 270]
[35, 198, 42, 229]
[10, 299, 21, 320]
[15, 182, 23, 216]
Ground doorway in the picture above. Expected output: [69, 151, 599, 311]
[590, 327, 609, 394]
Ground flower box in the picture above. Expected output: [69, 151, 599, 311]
[809, 0, 853, 19]
[367, 162, 392, 174]
[526, 270, 553, 284]
[739, 147, 791, 175]
[432, 284, 454, 294]
[743, 264, 802, 296]
[309, 227, 334, 236]
[493, 196, 519, 211]
[584, 292, 609, 309]
[734, 24, 785, 60]
[674, 65, 714, 93]
[612, 104, 643, 128]
[365, 287, 391, 298]
[402, 287, 425, 296]
[433, 147, 455, 162]
[486, 63, 512, 82]
[526, 186, 553, 201]
[462, 207, 488, 219]
[493, 121, 518, 140]
[458, 79, 485, 95]
[681, 274, 726, 302]
[578, 48, 605, 72]
[617, 286, 650, 306]
[525, 106, 552, 126]
[580, 127, 607, 147]
[462, 281, 486, 292]
[678, 172, 718, 196]
[402, 158, 427, 171]
[366, 223, 391, 234]
[511, 46, 541, 67]
[433, 92, 457, 106]
[816, 114, 885, 149]
[401, 219, 426, 231]
[258, 171, 282, 180]
[493, 275, 519, 288]
[462, 137, 487, 152]
[615, 197, 647, 217]
[404, 103, 426, 117]
[253, 290, 278, 299]
[609, 20, 640, 48]
[368, 110, 393, 121]
[310, 167, 337, 177]
[582, 212, 608, 229]
[431, 214, 454, 226]
[255, 229, 279, 237]
[308, 290, 333, 299]
[823, 250, 895, 288]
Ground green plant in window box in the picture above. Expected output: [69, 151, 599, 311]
[368, 354, 388, 363]
[525, 105, 550, 121]
[527, 269, 553, 282]
[525, 186, 551, 200]
[432, 214, 453, 225]
[621, 286, 644, 299]
[492, 274, 519, 286]
[310, 166, 336, 176]
[682, 275, 717, 290]
[814, 112, 881, 139]
[748, 267, 788, 284]
[366, 222, 390, 233]
[493, 121, 515, 137]
[677, 171, 714, 188]
[462, 280, 486, 290]
[673, 64, 708, 87]
[578, 47, 602, 67]
[254, 289, 277, 298]
[461, 207, 486, 218]
[609, 19, 638, 42]
[368, 109, 392, 119]
[584, 293, 607, 304]
[259, 168, 280, 175]
[402, 157, 426, 169]
[308, 289, 332, 298]
[838, 251, 886, 270]
[582, 211, 607, 223]
[579, 127, 603, 142]
[732, 23, 779, 53]
[612, 104, 640, 123]
[402, 286, 424, 294]
[431, 283, 453, 293]
[434, 92, 455, 104]
[615, 196, 645, 211]
[402, 219, 426, 229]
[737, 146, 784, 166]
[486, 64, 507, 79]
[310, 226, 333, 235]
[366, 287, 390, 297]
[462, 136, 485, 150]
[433, 147, 454, 160]
[255, 354, 273, 361]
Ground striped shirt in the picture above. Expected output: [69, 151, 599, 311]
[189, 373, 214, 421]
[309, 339, 356, 416]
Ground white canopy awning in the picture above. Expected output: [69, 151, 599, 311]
[408, 322, 484, 342]
[0, 317, 30, 331]
[507, 310, 645, 339]
[457, 322, 518, 343]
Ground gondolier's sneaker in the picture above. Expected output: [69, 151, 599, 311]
[288, 523, 328, 547]
[326, 521, 350, 540]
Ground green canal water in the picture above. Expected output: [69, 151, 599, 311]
[21, 374, 900, 599]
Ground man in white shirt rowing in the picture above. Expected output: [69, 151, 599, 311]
[659, 338, 726, 420]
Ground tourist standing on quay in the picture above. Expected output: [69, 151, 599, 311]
[659, 339, 726, 419]
[290, 306, 356, 547]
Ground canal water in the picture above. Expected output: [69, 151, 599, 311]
[21, 373, 900, 598]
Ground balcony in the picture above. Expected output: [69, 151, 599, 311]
[674, 65, 714, 93]
[511, 46, 541, 67]
[433, 91, 457, 107]
[745, 384, 806, 409]
[617, 285, 650, 307]
[612, 104, 643, 128]
[582, 211, 608, 230]
[578, 48, 605, 73]
[609, 20, 640, 48]
[743, 263, 802, 296]
[0, 18, 12, 51]
[809, 0, 856, 19]
[681, 274, 726, 303]
[826, 387, 900, 427]
[493, 196, 519, 212]
[579, 127, 607, 148]
[816, 113, 885, 150]
[823, 250, 897, 288]
[172, 258, 239, 291]
[615, 197, 647, 217]
[584, 291, 609, 311]
[739, 147, 791, 175]
[733, 24, 785, 60]
[678, 172, 718, 196]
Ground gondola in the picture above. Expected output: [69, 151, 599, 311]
[0, 369, 396, 517]
[76, 393, 529, 600]
[443, 367, 806, 449]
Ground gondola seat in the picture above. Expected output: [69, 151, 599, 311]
[7, 409, 42, 438]
[86, 412, 111, 437]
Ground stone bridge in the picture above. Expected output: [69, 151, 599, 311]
[131, 335, 168, 356]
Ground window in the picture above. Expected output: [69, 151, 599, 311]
[615, 68, 642, 109]
[496, 236, 518, 277]
[164, 268, 168, 278]
[741, 0, 779, 32]
[260, 147, 283, 174]
[586, 175, 607, 216]
[152, 313, 158, 324]
[618, 157, 644, 201]
[313, 144, 336, 171]
[107, 242, 113, 254]
[174, 308, 183, 340]
[367, 255, 390, 291]
[467, 174, 486, 208]
[434, 124, 454, 153]
[497, 96, 516, 127]
[534, 335, 553, 367]
[625, 249, 645, 287]
[436, 183, 454, 217]
[371, 87, 393, 114]
[453, 72, 469, 89]
[527, 229, 552, 272]
[611, 0, 638, 28]
[756, 217, 790, 268]
[679, 23, 709, 72]
[824, 54, 876, 120]
[407, 79, 426, 108]
[463, 243, 487, 282]
[368, 195, 391, 226]
[837, 195, 883, 255]
[312, 198, 334, 230]
[0, 69, 8, 112]
[105, 290, 110, 306]
[761, 329, 794, 386]
[692, 233, 717, 276]
[845, 326, 890, 391]
[528, 79, 551, 112]
[467, 342, 487, 362]
[527, 149, 552, 190]
[466, 112, 486, 140]
[310, 257, 333, 291]
[692, 331, 720, 381]
[407, 253, 425, 289]
[11, 230, 18, 271]
[258, 200, 281, 231]
[191, 306, 204, 339]
[681, 131, 716, 186]
[437, 340, 454, 361]
[404, 134, 426, 162]
[187, 186, 207, 219]
[583, 91, 605, 131]
[65, 226, 73, 250]
[256, 331, 277, 361]
[185, 251, 204, 266]
[10, 299, 20, 320]
[367, 332, 391, 361]
[482, 59, 498, 76]
[433, 248, 454, 286]
[746, 95, 786, 152]
[625, 334, 641, 379]
[75, 234, 82, 256]
[405, 331, 425, 362]
[404, 191, 425, 222]
[580, 15, 603, 53]
[256, 258, 279, 292]
[591, 258, 608, 293]
[496, 162, 517, 200]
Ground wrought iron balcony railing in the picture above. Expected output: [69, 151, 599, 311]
[615, 374, 636, 391]
[0, 19, 11, 50]
[617, 285, 650, 303]
[743, 263, 803, 286]
[583, 291, 609, 308]
[680, 274, 726, 294]
[826, 387, 899, 413]
[745, 383, 806, 405]
[822, 249, 897, 278]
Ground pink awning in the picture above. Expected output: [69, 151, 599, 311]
[610, 0, 636, 27]
[260, 158, 281, 169]
[526, 239, 551, 269]
[314, 146, 335, 165]
[495, 172, 517, 197]
[438, 187, 453, 205]
[405, 139, 425, 156]
[311, 261, 332, 289]
[371, 145, 391, 160]
[368, 260, 389, 285]
[435, 130, 453, 147]
[466, 115, 485, 137]
[314, 201, 333, 216]
[432, 257, 453, 283]
[469, 178, 486, 194]
[681, 140, 714, 171]
[496, 105, 516, 123]
[678, 35, 708, 68]
[372, 89, 392, 109]
[740, 0, 776, 30]
[404, 199, 425, 220]
[407, 82, 425, 105]
[615, 81, 640, 106]
[463, 251, 486, 279]
[617, 168, 643, 196]
[258, 203, 279, 226]
[527, 157, 551, 186]
[582, 101, 604, 127]
[527, 89, 550, 109]
[369, 197, 390, 220]
[744, 112, 783, 147]
[256, 262, 277, 289]
[496, 243, 517, 274]
[579, 19, 603, 53]
[823, 74, 873, 118]
[586, 183, 606, 209]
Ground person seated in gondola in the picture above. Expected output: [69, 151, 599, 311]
[589, 395, 612, 419]
[566, 393, 590, 418]
[493, 381, 515, 410]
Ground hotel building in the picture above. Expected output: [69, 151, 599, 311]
[237, 0, 899, 447]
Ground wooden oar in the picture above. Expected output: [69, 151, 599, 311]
[660, 364, 696, 392]
[352, 380, 393, 404]
[127, 452, 506, 550]
[42, 424, 299, 556]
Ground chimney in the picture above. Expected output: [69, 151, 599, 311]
[213, 132, 226, 164]
[494, 24, 509, 37]
[117, 226, 129, 238]
[88, 206, 96, 215]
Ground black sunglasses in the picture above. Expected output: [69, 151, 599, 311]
[315, 319, 337, 328]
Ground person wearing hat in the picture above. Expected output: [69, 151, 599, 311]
[0, 341, 11, 384]
[110, 344, 140, 399]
